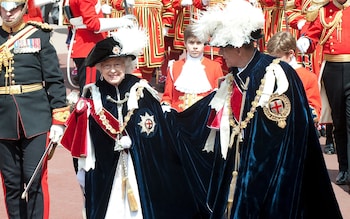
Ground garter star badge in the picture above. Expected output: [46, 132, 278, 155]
[138, 112, 156, 136]
[263, 93, 291, 128]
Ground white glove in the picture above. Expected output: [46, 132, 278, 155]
[161, 104, 171, 113]
[297, 19, 306, 30]
[101, 4, 112, 15]
[97, 16, 135, 33]
[126, 0, 135, 6]
[66, 90, 80, 106]
[34, 0, 57, 7]
[49, 125, 65, 143]
[296, 37, 310, 54]
[181, 0, 193, 6]
[163, 27, 169, 36]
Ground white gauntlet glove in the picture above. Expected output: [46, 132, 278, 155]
[126, 0, 135, 6]
[296, 37, 310, 54]
[181, 0, 193, 6]
[49, 124, 65, 143]
[34, 0, 59, 7]
[101, 4, 112, 15]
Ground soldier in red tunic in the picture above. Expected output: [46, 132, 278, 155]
[297, 0, 350, 185]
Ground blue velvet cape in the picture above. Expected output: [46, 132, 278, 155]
[85, 74, 215, 219]
[206, 51, 343, 219]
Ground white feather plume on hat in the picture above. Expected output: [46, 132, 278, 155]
[110, 25, 148, 58]
[192, 0, 265, 48]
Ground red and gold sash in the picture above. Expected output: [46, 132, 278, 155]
[61, 98, 121, 157]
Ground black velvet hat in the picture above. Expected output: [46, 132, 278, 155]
[85, 37, 137, 67]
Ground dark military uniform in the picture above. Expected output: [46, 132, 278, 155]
[0, 21, 69, 219]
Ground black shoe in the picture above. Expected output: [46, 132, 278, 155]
[335, 171, 348, 185]
[324, 143, 335, 154]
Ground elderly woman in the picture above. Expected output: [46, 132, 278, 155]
[61, 26, 209, 219]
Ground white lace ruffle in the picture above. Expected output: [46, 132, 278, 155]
[174, 56, 212, 94]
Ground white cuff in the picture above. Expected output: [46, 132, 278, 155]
[34, 0, 56, 6]
[181, 0, 193, 6]
[96, 17, 134, 33]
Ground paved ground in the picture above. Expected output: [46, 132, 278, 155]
[1, 25, 349, 219]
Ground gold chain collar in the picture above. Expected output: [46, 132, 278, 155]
[227, 73, 266, 141]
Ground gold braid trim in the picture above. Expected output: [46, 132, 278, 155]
[302, 0, 313, 14]
[227, 74, 266, 141]
[319, 8, 343, 45]
[306, 0, 329, 21]
[27, 21, 53, 32]
[52, 106, 71, 125]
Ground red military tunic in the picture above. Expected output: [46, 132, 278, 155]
[69, 0, 107, 59]
[285, 0, 323, 75]
[304, 0, 350, 57]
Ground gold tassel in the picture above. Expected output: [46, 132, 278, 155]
[226, 170, 238, 216]
[122, 177, 127, 199]
[126, 180, 138, 212]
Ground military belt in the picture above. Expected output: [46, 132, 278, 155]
[324, 54, 350, 62]
[0, 83, 43, 95]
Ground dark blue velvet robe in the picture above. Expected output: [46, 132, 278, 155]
[76, 51, 342, 218]
[205, 51, 342, 219]
[85, 74, 214, 219]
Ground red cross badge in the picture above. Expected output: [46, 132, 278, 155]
[263, 93, 291, 128]
[138, 112, 156, 136]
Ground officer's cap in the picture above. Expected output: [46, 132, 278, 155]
[0, 0, 25, 11]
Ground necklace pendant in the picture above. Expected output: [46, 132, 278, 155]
[114, 136, 124, 151]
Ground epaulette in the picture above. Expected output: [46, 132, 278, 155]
[285, 0, 296, 11]
[306, 0, 330, 21]
[27, 21, 53, 32]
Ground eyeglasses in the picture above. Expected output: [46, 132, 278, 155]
[101, 63, 123, 71]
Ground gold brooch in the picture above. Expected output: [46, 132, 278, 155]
[263, 93, 291, 128]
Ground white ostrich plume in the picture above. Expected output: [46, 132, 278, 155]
[111, 25, 148, 57]
[192, 0, 265, 48]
